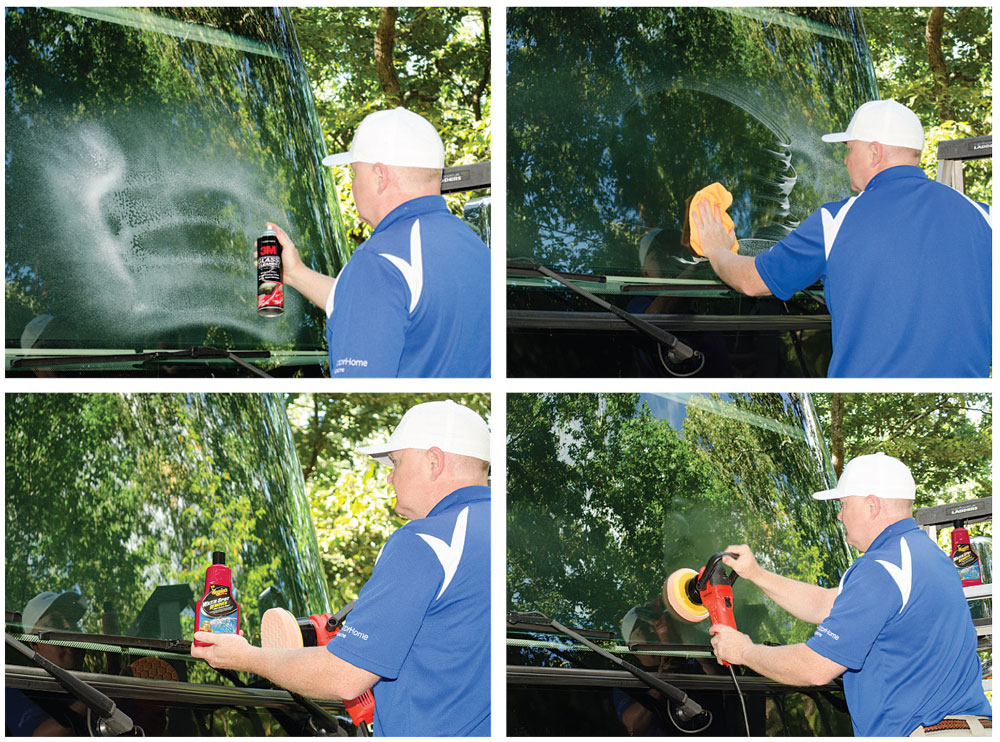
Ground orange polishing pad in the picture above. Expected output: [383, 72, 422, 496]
[663, 568, 709, 623]
[682, 182, 740, 257]
[261, 607, 304, 649]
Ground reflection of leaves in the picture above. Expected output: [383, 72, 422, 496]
[507, 392, 851, 647]
[5, 8, 348, 354]
[5, 393, 329, 649]
[508, 7, 876, 274]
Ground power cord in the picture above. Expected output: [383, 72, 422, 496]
[658, 342, 706, 376]
[666, 698, 713, 734]
[728, 663, 750, 736]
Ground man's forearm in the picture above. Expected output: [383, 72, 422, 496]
[286, 266, 336, 312]
[750, 569, 837, 624]
[705, 250, 772, 297]
[741, 642, 841, 687]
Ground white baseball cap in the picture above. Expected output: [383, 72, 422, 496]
[821, 100, 925, 151]
[322, 107, 445, 169]
[22, 591, 86, 633]
[812, 452, 916, 500]
[357, 400, 490, 466]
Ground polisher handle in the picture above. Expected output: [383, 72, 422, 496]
[695, 551, 739, 592]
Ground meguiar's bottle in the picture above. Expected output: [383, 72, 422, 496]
[950, 521, 983, 588]
[194, 551, 241, 646]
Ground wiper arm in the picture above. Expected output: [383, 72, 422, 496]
[6, 632, 134, 736]
[6, 619, 344, 737]
[10, 345, 273, 378]
[507, 258, 705, 373]
[508, 611, 707, 722]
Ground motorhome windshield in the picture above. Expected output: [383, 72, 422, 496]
[5, 8, 348, 367]
[5, 393, 329, 685]
[507, 7, 877, 279]
[507, 392, 852, 653]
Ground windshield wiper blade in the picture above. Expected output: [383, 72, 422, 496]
[10, 345, 273, 377]
[507, 258, 703, 369]
[6, 632, 134, 736]
[507, 610, 707, 722]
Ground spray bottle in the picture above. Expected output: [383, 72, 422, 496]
[950, 521, 983, 587]
[194, 551, 241, 646]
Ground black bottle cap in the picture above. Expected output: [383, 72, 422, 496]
[212, 551, 226, 565]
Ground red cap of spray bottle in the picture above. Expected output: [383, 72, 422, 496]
[194, 551, 241, 647]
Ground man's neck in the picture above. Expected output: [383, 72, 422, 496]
[371, 189, 442, 229]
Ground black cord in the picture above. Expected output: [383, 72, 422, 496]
[658, 342, 706, 376]
[728, 663, 750, 736]
[666, 697, 713, 734]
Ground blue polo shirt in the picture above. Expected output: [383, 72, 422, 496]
[754, 166, 991, 377]
[326, 195, 490, 378]
[327, 486, 491, 736]
[806, 519, 990, 736]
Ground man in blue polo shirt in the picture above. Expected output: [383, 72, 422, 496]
[191, 400, 491, 736]
[709, 453, 991, 737]
[268, 107, 490, 377]
[693, 99, 991, 377]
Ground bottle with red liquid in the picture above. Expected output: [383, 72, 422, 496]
[194, 551, 241, 646]
[950, 521, 983, 587]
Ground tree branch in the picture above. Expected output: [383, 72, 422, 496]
[925, 7, 951, 120]
[375, 7, 402, 105]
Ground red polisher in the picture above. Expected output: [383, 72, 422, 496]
[663, 551, 740, 665]
[261, 603, 374, 729]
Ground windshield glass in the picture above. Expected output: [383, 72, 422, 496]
[507, 392, 852, 656]
[5, 8, 347, 361]
[5, 393, 329, 686]
[507, 7, 877, 279]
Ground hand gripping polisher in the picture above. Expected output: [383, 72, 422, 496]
[663, 551, 739, 666]
[261, 603, 374, 729]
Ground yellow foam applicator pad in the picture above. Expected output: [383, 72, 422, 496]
[261, 607, 304, 649]
[663, 568, 709, 623]
[682, 182, 740, 257]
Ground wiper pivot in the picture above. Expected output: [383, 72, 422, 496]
[6, 632, 134, 736]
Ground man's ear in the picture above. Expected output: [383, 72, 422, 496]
[865, 494, 881, 518]
[373, 162, 390, 195]
[426, 446, 447, 481]
[868, 141, 884, 167]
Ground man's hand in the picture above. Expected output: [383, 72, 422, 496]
[261, 222, 336, 311]
[721, 545, 764, 583]
[691, 203, 772, 296]
[708, 624, 753, 666]
[264, 223, 307, 287]
[190, 631, 256, 673]
[692, 201, 737, 256]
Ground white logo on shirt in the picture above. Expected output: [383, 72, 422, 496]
[416, 506, 469, 600]
[875, 535, 913, 614]
[820, 196, 860, 259]
[379, 219, 424, 314]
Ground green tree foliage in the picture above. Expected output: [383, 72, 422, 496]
[861, 7, 992, 201]
[813, 393, 992, 507]
[290, 7, 491, 247]
[284, 393, 491, 608]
